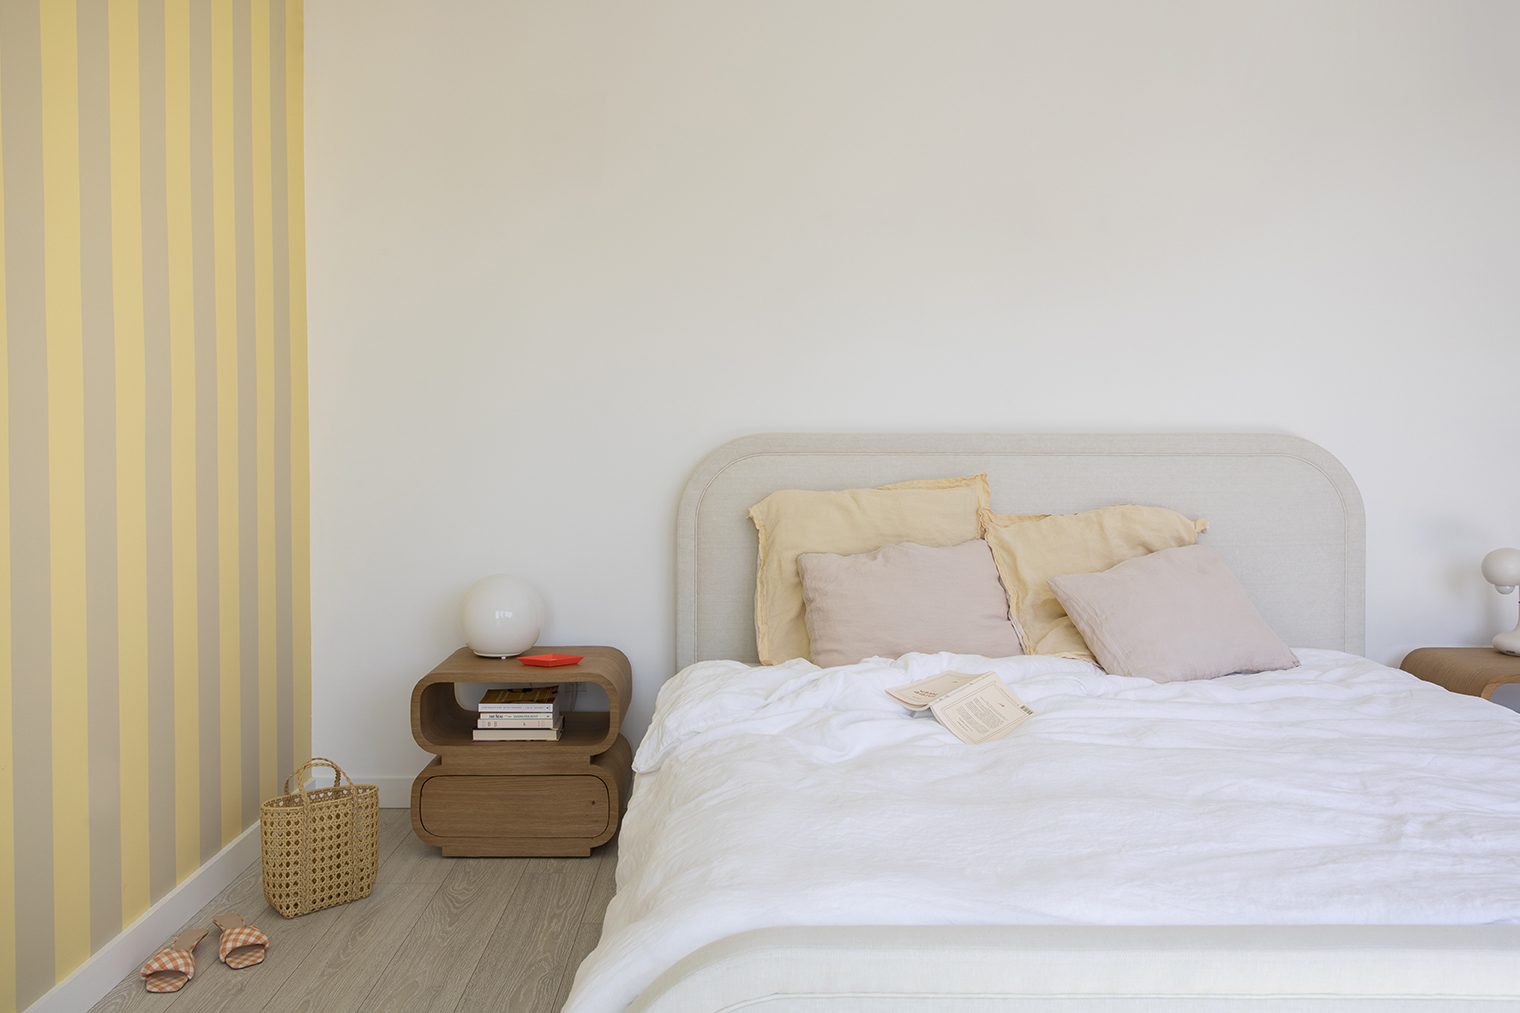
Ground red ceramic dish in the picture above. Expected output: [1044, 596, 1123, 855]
[518, 653, 584, 667]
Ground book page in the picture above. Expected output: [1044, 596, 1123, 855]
[885, 671, 989, 711]
[928, 673, 1037, 745]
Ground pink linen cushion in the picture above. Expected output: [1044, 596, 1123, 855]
[1046, 544, 1298, 683]
[798, 539, 1025, 668]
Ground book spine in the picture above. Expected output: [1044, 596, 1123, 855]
[476, 704, 558, 713]
[477, 718, 559, 729]
[471, 728, 564, 741]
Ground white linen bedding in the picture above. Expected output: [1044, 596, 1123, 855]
[563, 650, 1520, 1013]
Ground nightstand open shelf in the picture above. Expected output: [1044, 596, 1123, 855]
[409, 646, 633, 857]
[417, 696, 615, 757]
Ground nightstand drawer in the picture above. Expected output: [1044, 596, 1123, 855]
[418, 775, 609, 839]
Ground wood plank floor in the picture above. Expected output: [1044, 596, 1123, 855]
[89, 810, 618, 1013]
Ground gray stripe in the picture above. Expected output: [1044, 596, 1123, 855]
[77, 0, 124, 952]
[189, 0, 221, 865]
[234, 0, 259, 828]
[269, 0, 293, 781]
[1, 0, 59, 1004]
[137, 0, 177, 904]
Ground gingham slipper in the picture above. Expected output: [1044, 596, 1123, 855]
[212, 912, 269, 969]
[140, 927, 208, 992]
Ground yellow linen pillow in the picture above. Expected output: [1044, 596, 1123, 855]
[981, 504, 1208, 662]
[748, 475, 990, 665]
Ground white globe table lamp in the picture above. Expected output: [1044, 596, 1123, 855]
[1481, 548, 1520, 657]
[461, 574, 544, 658]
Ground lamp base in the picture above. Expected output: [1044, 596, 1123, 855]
[1494, 628, 1520, 657]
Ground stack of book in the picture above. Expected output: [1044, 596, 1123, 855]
[473, 684, 577, 741]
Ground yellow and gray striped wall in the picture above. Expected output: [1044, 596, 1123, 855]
[0, 1, 309, 1008]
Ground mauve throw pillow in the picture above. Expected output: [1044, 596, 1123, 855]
[1046, 544, 1298, 683]
[798, 539, 1025, 668]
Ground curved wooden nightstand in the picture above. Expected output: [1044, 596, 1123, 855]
[1399, 647, 1520, 701]
[409, 646, 633, 857]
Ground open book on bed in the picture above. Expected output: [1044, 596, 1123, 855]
[886, 671, 1037, 744]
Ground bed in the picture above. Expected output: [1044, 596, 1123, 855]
[565, 433, 1520, 1012]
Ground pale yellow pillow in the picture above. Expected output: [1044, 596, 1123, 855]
[748, 475, 990, 664]
[981, 504, 1208, 662]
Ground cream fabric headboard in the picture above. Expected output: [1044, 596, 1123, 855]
[675, 433, 1365, 669]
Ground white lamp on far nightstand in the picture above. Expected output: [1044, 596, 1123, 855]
[1481, 547, 1520, 656]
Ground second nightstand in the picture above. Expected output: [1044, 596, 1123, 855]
[1399, 647, 1520, 700]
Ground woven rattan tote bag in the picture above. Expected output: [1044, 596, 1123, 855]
[261, 758, 380, 918]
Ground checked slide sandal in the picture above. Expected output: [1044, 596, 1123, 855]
[139, 927, 209, 992]
[213, 912, 270, 969]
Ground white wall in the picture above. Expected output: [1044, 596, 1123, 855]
[305, 0, 1520, 789]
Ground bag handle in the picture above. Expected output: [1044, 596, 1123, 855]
[283, 757, 353, 799]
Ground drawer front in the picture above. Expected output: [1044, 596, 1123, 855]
[419, 775, 609, 839]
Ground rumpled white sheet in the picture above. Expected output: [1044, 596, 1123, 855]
[563, 650, 1520, 1013]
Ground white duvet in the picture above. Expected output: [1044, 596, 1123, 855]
[563, 650, 1520, 1013]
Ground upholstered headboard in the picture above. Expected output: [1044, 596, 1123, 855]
[674, 433, 1365, 669]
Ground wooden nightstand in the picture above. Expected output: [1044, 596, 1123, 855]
[409, 646, 633, 857]
[1399, 647, 1520, 700]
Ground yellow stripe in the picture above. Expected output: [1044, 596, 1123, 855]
[109, 0, 151, 927]
[252, 0, 278, 799]
[212, 0, 241, 845]
[0, 38, 18, 1013]
[40, 0, 94, 980]
[164, 0, 200, 881]
[286, 0, 311, 770]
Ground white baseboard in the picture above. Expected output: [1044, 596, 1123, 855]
[365, 776, 414, 809]
[26, 822, 262, 1013]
